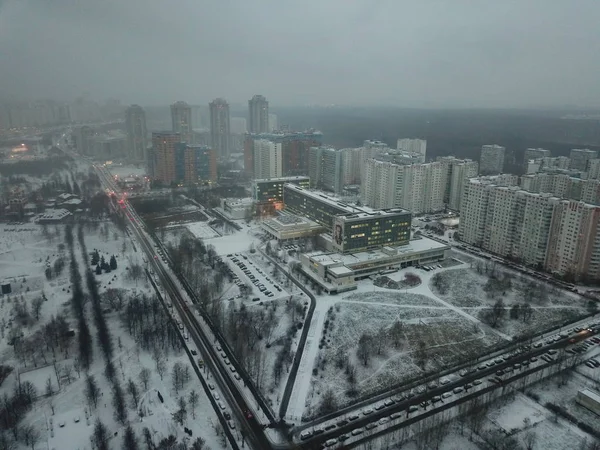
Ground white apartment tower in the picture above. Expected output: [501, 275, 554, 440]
[309, 146, 345, 194]
[546, 201, 600, 279]
[524, 148, 551, 164]
[253, 139, 282, 179]
[124, 105, 147, 162]
[397, 138, 427, 161]
[480, 144, 506, 175]
[448, 159, 479, 211]
[570, 149, 598, 171]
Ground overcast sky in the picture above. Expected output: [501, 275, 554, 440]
[1, 0, 599, 108]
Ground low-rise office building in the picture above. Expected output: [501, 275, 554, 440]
[300, 236, 450, 294]
[260, 214, 325, 241]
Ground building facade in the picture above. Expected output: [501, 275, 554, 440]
[309, 147, 345, 194]
[252, 139, 282, 179]
[209, 98, 231, 160]
[174, 144, 217, 184]
[170, 101, 192, 144]
[248, 95, 269, 134]
[460, 176, 600, 280]
[480, 144, 506, 175]
[523, 148, 551, 164]
[243, 130, 323, 178]
[570, 149, 598, 171]
[150, 132, 180, 184]
[253, 176, 310, 204]
[125, 105, 147, 162]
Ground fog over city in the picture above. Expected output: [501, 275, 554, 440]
[1, 0, 599, 108]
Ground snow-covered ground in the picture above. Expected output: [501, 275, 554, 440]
[0, 220, 227, 450]
[105, 163, 146, 179]
[429, 261, 589, 338]
[185, 222, 221, 240]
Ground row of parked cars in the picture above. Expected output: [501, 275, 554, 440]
[228, 253, 281, 298]
[301, 379, 486, 445]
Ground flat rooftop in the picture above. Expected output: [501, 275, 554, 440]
[306, 236, 449, 267]
[284, 184, 409, 217]
[254, 176, 310, 183]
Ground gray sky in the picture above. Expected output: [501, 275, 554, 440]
[1, 0, 599, 108]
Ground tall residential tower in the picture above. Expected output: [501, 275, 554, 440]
[170, 101, 192, 143]
[248, 95, 269, 134]
[209, 98, 231, 160]
[124, 105, 147, 162]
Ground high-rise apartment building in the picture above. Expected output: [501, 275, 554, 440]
[253, 139, 282, 179]
[447, 159, 479, 211]
[480, 144, 506, 175]
[570, 148, 598, 171]
[523, 148, 551, 165]
[460, 177, 600, 280]
[244, 130, 323, 178]
[74, 125, 95, 156]
[124, 105, 147, 162]
[341, 148, 363, 185]
[174, 143, 217, 184]
[586, 159, 600, 180]
[520, 173, 600, 205]
[361, 158, 478, 214]
[309, 147, 345, 194]
[209, 98, 231, 160]
[170, 101, 192, 143]
[150, 132, 181, 184]
[546, 201, 600, 279]
[268, 113, 278, 132]
[397, 138, 427, 162]
[248, 95, 269, 134]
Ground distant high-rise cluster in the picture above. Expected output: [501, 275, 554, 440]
[209, 98, 231, 160]
[243, 130, 323, 179]
[397, 138, 427, 163]
[459, 176, 600, 280]
[170, 101, 192, 144]
[361, 157, 478, 214]
[248, 95, 269, 134]
[125, 105, 147, 162]
[147, 131, 216, 185]
[479, 144, 506, 175]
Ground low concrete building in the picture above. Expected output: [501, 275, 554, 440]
[299, 236, 450, 294]
[261, 214, 325, 242]
[576, 389, 600, 416]
[220, 198, 254, 220]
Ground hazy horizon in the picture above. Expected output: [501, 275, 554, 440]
[1, 0, 599, 109]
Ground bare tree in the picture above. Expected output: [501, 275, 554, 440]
[90, 419, 109, 450]
[21, 425, 40, 450]
[188, 390, 199, 419]
[31, 297, 44, 321]
[86, 375, 100, 409]
[127, 378, 140, 409]
[122, 425, 139, 450]
[523, 431, 537, 450]
[139, 367, 151, 390]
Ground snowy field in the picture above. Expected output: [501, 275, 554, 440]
[303, 294, 503, 417]
[185, 221, 221, 240]
[0, 219, 226, 450]
[105, 163, 146, 178]
[429, 266, 590, 337]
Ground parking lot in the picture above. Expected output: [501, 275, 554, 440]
[226, 253, 285, 301]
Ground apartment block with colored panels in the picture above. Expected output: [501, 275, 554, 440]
[174, 143, 217, 184]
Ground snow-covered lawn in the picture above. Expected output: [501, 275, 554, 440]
[429, 267, 590, 338]
[0, 219, 227, 450]
[303, 297, 502, 418]
[185, 222, 221, 240]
